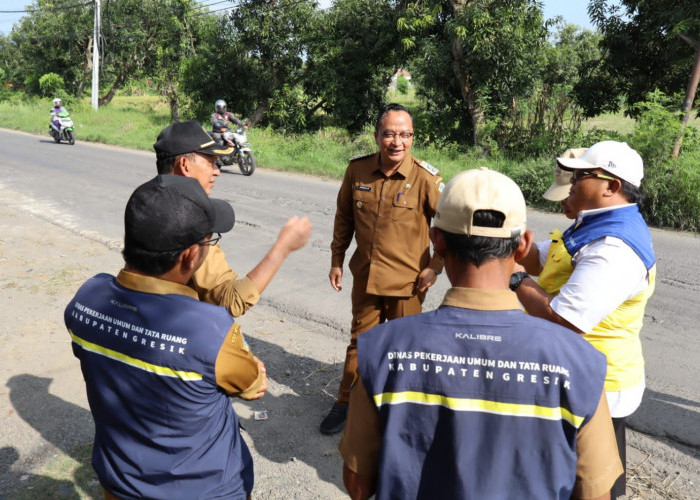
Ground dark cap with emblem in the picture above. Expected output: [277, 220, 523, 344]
[153, 120, 233, 159]
[125, 175, 235, 252]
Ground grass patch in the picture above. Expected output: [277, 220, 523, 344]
[0, 96, 170, 150]
[582, 112, 637, 135]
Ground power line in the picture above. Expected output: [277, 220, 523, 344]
[0, 1, 93, 14]
[2, 0, 316, 37]
[192, 0, 312, 16]
[191, 2, 243, 16]
[195, 0, 233, 9]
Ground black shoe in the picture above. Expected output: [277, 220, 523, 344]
[320, 403, 348, 435]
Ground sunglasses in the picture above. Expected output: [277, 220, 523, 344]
[572, 170, 618, 182]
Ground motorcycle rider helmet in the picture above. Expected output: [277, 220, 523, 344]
[215, 99, 227, 114]
[53, 98, 62, 107]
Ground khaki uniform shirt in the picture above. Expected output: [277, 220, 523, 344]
[117, 270, 263, 399]
[331, 153, 444, 297]
[189, 244, 260, 317]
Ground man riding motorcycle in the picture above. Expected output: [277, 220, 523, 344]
[211, 99, 244, 139]
[209, 99, 256, 176]
[51, 98, 68, 131]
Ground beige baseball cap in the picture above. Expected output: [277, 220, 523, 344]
[543, 147, 588, 201]
[556, 141, 644, 187]
[434, 167, 526, 238]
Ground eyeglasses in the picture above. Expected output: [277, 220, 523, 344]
[571, 170, 617, 182]
[195, 153, 219, 166]
[198, 233, 221, 246]
[380, 131, 414, 141]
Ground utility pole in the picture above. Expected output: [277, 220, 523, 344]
[91, 0, 101, 111]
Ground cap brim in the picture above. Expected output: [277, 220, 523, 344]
[556, 157, 593, 170]
[543, 182, 571, 201]
[210, 198, 235, 233]
[200, 144, 234, 156]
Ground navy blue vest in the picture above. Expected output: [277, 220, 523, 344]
[65, 273, 252, 499]
[563, 205, 655, 269]
[357, 305, 607, 500]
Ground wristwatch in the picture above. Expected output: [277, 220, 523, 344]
[509, 271, 530, 291]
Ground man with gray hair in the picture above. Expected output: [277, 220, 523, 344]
[153, 120, 312, 318]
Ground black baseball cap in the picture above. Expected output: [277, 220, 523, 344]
[125, 175, 235, 252]
[153, 120, 233, 159]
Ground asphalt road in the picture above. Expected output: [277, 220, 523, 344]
[1, 128, 699, 497]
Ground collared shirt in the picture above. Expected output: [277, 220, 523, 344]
[550, 205, 649, 331]
[117, 269, 263, 397]
[536, 204, 651, 417]
[331, 153, 444, 296]
[340, 286, 621, 499]
[190, 244, 260, 318]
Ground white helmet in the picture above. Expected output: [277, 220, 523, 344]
[215, 99, 226, 113]
[53, 98, 62, 107]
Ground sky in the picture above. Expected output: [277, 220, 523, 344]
[0, 0, 595, 36]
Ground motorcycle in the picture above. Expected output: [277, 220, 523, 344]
[49, 112, 75, 145]
[212, 127, 256, 176]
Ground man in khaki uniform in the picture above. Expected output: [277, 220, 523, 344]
[154, 120, 311, 317]
[321, 104, 444, 434]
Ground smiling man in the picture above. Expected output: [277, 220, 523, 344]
[513, 141, 657, 499]
[322, 103, 445, 434]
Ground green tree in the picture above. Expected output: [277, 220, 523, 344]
[304, 0, 403, 133]
[0, 35, 22, 91]
[10, 0, 93, 97]
[182, 0, 319, 128]
[146, 0, 206, 121]
[7, 0, 202, 112]
[492, 21, 602, 156]
[578, 0, 700, 116]
[400, 0, 548, 146]
[38, 72, 65, 97]
[396, 74, 409, 94]
[97, 0, 202, 107]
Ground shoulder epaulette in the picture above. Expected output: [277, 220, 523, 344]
[349, 153, 374, 162]
[418, 160, 440, 176]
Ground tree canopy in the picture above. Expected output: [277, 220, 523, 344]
[399, 0, 549, 145]
[0, 0, 698, 155]
[577, 0, 700, 116]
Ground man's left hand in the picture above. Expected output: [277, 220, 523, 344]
[416, 267, 439, 293]
[247, 356, 268, 400]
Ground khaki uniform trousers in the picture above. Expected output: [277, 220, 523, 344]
[336, 276, 425, 405]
